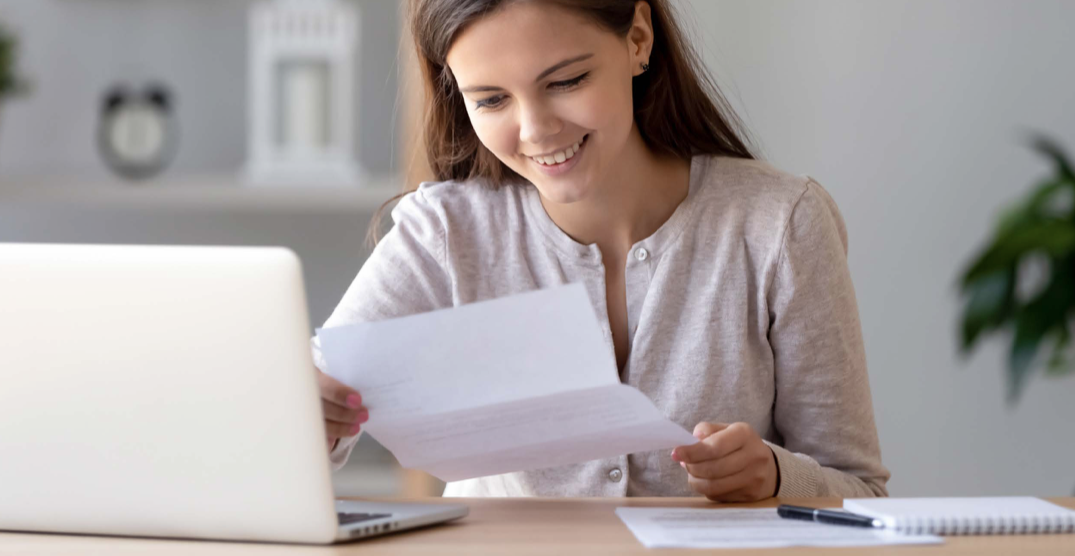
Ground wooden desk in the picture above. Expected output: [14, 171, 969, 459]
[2, 497, 1073, 555]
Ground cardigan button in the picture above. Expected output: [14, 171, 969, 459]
[608, 468, 623, 482]
[635, 248, 649, 261]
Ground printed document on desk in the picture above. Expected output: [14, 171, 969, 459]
[317, 283, 698, 482]
[616, 508, 943, 549]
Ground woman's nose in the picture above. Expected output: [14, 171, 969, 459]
[518, 102, 563, 147]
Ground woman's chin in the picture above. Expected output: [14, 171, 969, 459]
[532, 180, 591, 205]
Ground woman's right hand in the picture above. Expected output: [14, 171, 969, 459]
[316, 368, 369, 451]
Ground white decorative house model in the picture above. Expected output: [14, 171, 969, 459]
[245, 0, 364, 186]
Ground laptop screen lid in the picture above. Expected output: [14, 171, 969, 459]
[0, 243, 339, 543]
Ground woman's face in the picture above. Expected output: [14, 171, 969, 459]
[446, 1, 650, 204]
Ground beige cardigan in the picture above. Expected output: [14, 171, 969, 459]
[313, 155, 890, 498]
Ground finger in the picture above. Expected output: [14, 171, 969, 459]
[688, 467, 756, 500]
[674, 424, 742, 464]
[692, 421, 728, 440]
[671, 422, 726, 462]
[322, 400, 368, 424]
[317, 371, 361, 408]
[325, 419, 361, 439]
[683, 445, 750, 480]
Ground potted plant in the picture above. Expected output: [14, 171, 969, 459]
[958, 135, 1075, 403]
[0, 20, 28, 114]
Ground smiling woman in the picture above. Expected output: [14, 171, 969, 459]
[409, 0, 753, 191]
[312, 0, 891, 504]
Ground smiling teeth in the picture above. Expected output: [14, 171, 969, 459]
[532, 138, 583, 165]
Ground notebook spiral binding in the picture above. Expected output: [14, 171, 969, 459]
[897, 513, 1075, 535]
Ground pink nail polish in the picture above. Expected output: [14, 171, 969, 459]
[346, 394, 361, 409]
[670, 450, 679, 462]
[357, 411, 369, 424]
[350, 423, 361, 435]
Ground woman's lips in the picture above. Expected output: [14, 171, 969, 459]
[529, 134, 588, 177]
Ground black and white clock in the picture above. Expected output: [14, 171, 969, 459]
[97, 84, 179, 180]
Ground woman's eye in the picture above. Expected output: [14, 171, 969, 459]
[472, 72, 589, 111]
[549, 72, 589, 90]
[475, 95, 505, 110]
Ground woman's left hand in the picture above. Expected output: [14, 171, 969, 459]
[671, 422, 780, 502]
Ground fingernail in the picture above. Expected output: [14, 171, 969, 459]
[670, 450, 679, 462]
[694, 431, 705, 440]
[356, 410, 369, 424]
[345, 394, 361, 409]
[350, 423, 361, 435]
[680, 461, 686, 469]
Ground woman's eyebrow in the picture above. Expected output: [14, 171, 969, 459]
[458, 53, 594, 94]
[534, 53, 594, 82]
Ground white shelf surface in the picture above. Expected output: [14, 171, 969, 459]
[0, 173, 406, 213]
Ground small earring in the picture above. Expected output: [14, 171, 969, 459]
[641, 62, 650, 73]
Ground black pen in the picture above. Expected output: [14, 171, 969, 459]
[776, 505, 884, 528]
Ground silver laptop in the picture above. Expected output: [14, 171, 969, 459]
[0, 243, 467, 544]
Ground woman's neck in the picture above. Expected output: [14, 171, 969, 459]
[540, 126, 691, 254]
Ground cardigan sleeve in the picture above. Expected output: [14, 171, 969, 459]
[765, 179, 890, 497]
[311, 186, 454, 470]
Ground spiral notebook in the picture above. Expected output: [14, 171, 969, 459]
[843, 497, 1075, 536]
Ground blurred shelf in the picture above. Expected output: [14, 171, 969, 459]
[0, 173, 405, 213]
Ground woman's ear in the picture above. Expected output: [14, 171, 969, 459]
[628, 1, 654, 76]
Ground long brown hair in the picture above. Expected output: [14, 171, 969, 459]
[372, 0, 757, 243]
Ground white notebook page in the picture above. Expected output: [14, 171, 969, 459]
[844, 497, 1075, 535]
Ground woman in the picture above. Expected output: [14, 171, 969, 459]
[313, 0, 890, 501]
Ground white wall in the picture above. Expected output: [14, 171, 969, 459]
[0, 0, 400, 178]
[683, 0, 1075, 496]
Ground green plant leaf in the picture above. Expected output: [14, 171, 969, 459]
[1029, 134, 1075, 182]
[1008, 312, 1043, 404]
[1043, 254, 1075, 377]
[959, 133, 1075, 405]
[959, 269, 1013, 352]
[961, 219, 1075, 287]
[995, 177, 1074, 236]
[0, 23, 27, 98]
[1046, 324, 1073, 377]
[1006, 259, 1075, 402]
